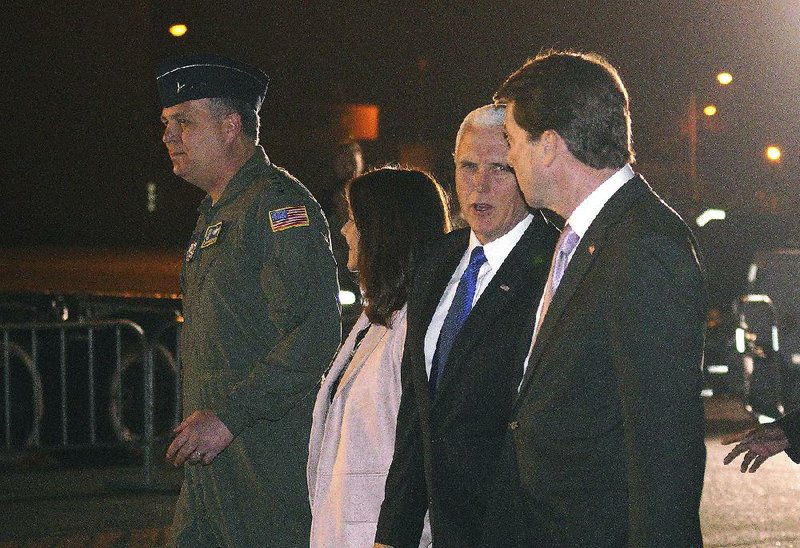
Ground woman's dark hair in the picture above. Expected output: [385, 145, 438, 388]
[346, 167, 451, 327]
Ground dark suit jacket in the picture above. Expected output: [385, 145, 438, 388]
[375, 212, 558, 548]
[779, 409, 800, 462]
[485, 176, 708, 548]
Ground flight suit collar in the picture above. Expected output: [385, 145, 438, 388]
[197, 145, 271, 216]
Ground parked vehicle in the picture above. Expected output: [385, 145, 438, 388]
[732, 248, 800, 421]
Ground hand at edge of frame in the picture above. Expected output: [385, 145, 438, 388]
[721, 423, 789, 473]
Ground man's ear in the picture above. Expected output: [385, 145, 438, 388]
[540, 130, 566, 166]
[223, 112, 242, 143]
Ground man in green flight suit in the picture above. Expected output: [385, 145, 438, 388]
[157, 53, 341, 547]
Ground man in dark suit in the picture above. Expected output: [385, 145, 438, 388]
[374, 105, 558, 547]
[487, 51, 708, 547]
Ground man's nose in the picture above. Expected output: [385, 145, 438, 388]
[162, 123, 176, 144]
[475, 168, 493, 192]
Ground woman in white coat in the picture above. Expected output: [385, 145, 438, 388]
[308, 167, 451, 547]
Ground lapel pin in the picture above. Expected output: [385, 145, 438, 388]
[500, 284, 510, 292]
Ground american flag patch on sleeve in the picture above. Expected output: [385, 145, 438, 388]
[269, 205, 310, 232]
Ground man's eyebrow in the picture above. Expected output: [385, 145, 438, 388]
[163, 109, 188, 120]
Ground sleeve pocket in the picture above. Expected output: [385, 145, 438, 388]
[341, 472, 388, 523]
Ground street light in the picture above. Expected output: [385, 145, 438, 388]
[687, 72, 733, 196]
[765, 146, 782, 163]
[169, 23, 188, 37]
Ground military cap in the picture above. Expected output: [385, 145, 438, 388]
[156, 53, 269, 111]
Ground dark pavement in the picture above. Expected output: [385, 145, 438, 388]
[1, 396, 798, 547]
[0, 456, 181, 547]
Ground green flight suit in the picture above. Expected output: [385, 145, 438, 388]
[169, 147, 341, 547]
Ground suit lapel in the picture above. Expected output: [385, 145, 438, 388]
[515, 176, 649, 403]
[414, 230, 470, 336]
[332, 322, 387, 399]
[435, 217, 555, 399]
[320, 313, 369, 406]
[405, 230, 469, 408]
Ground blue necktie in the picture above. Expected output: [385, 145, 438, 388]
[429, 246, 487, 395]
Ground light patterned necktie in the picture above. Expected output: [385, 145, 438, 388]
[534, 225, 580, 338]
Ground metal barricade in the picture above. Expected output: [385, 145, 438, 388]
[1, 318, 180, 487]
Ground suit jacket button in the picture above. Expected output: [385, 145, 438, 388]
[508, 420, 519, 431]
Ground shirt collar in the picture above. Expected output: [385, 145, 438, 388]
[566, 164, 634, 238]
[468, 214, 533, 272]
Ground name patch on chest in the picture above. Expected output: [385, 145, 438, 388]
[269, 205, 309, 232]
[200, 222, 223, 248]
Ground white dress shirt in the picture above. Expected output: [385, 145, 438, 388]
[425, 214, 533, 377]
[522, 164, 635, 378]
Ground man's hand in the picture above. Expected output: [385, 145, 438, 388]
[374, 544, 394, 548]
[722, 423, 789, 473]
[166, 410, 234, 467]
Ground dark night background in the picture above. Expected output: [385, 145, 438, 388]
[2, 1, 799, 309]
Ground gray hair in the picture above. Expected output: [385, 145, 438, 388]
[454, 104, 506, 154]
[208, 96, 261, 143]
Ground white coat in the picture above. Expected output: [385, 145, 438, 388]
[307, 306, 431, 547]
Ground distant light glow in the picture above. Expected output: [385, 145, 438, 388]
[339, 290, 357, 306]
[743, 355, 754, 375]
[742, 294, 772, 304]
[736, 328, 746, 353]
[717, 72, 733, 85]
[765, 146, 782, 162]
[747, 263, 758, 283]
[707, 365, 729, 375]
[169, 24, 188, 37]
[703, 105, 717, 116]
[700, 388, 714, 398]
[334, 104, 380, 141]
[758, 414, 776, 424]
[146, 182, 157, 213]
[696, 208, 726, 227]
[772, 326, 780, 352]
